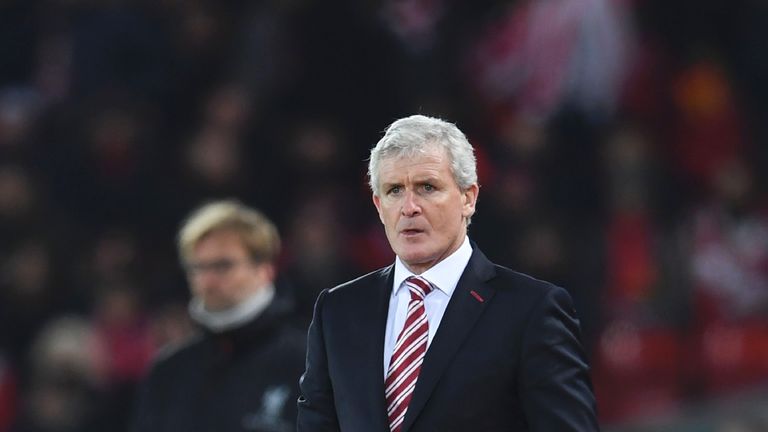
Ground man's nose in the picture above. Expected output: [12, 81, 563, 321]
[401, 191, 422, 216]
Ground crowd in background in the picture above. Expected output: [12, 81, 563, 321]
[1, 0, 768, 430]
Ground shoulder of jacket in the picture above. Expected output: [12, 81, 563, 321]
[327, 265, 391, 294]
[148, 332, 205, 368]
[491, 265, 565, 299]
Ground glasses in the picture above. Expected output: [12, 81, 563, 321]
[184, 258, 253, 276]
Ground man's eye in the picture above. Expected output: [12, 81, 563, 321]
[187, 259, 238, 274]
[423, 184, 435, 192]
[388, 186, 402, 195]
[210, 260, 236, 272]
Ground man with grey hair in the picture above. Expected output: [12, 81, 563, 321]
[134, 200, 305, 432]
[298, 115, 598, 431]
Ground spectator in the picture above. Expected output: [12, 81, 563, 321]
[133, 200, 305, 432]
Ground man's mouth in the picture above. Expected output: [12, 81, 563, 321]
[400, 229, 424, 236]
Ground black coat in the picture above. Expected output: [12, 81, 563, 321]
[133, 299, 306, 432]
[297, 246, 599, 432]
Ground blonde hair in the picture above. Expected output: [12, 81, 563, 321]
[178, 200, 280, 264]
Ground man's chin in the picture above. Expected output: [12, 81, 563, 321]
[201, 299, 235, 312]
[397, 249, 435, 270]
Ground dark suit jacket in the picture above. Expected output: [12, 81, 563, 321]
[297, 246, 599, 431]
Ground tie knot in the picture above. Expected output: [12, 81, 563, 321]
[405, 276, 432, 300]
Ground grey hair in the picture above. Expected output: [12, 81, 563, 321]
[368, 114, 478, 196]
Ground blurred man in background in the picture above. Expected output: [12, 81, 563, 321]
[133, 200, 304, 432]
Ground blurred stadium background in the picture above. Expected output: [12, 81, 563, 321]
[1, 0, 768, 430]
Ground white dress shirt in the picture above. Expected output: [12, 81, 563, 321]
[383, 236, 473, 376]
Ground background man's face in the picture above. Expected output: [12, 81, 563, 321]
[373, 145, 478, 274]
[186, 230, 269, 311]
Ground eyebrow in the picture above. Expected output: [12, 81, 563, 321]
[380, 181, 402, 189]
[412, 175, 442, 184]
[381, 175, 442, 188]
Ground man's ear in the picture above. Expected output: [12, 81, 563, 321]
[462, 184, 479, 219]
[372, 193, 384, 224]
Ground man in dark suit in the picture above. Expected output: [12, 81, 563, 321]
[297, 115, 599, 431]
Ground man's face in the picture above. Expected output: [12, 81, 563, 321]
[373, 146, 478, 274]
[185, 230, 271, 311]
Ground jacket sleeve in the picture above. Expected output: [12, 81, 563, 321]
[297, 289, 341, 431]
[519, 285, 600, 431]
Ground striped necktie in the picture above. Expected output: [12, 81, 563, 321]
[385, 276, 433, 432]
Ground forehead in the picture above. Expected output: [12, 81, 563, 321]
[378, 146, 452, 180]
[192, 229, 249, 258]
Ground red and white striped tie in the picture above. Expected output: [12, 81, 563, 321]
[385, 276, 433, 432]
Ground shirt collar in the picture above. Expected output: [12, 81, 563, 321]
[392, 236, 473, 298]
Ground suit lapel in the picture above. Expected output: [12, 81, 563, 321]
[400, 248, 497, 432]
[358, 265, 394, 432]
